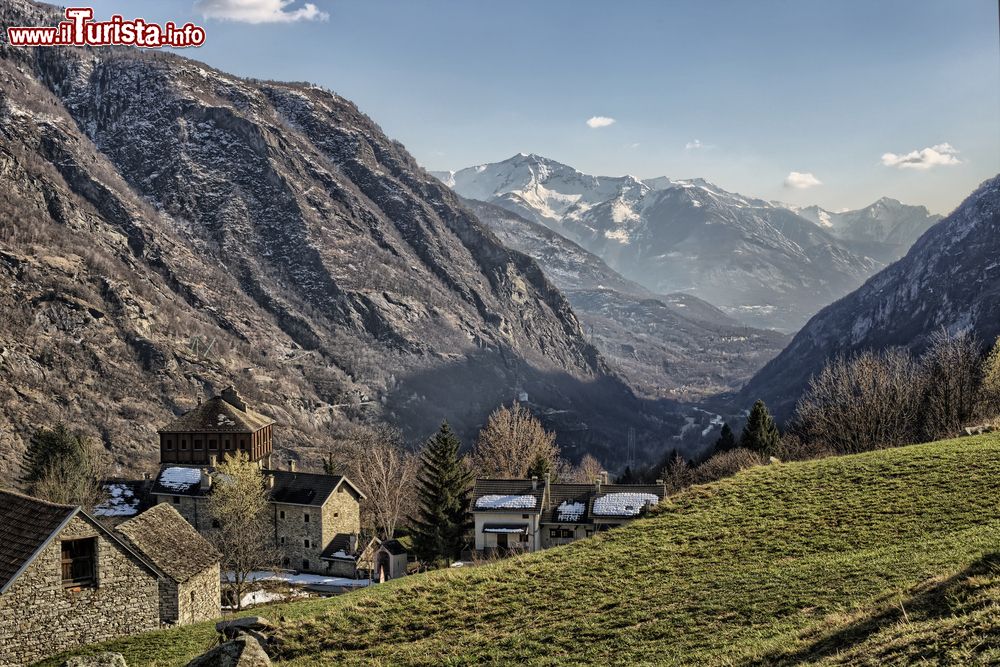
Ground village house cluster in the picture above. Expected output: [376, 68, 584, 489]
[0, 386, 667, 664]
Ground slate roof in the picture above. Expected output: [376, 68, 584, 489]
[115, 504, 221, 583]
[589, 484, 667, 519]
[149, 466, 363, 507]
[470, 479, 545, 513]
[159, 395, 274, 434]
[540, 483, 595, 524]
[0, 490, 77, 594]
[380, 539, 408, 556]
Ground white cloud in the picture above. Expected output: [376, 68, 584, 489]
[784, 171, 822, 189]
[626, 142, 641, 149]
[194, 0, 328, 23]
[881, 143, 961, 170]
[685, 139, 704, 150]
[586, 116, 616, 129]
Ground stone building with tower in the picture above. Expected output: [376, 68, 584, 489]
[149, 386, 365, 575]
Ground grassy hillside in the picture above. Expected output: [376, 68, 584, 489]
[49, 434, 1000, 666]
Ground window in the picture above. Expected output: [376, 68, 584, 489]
[212, 519, 220, 528]
[585, 530, 593, 537]
[282, 557, 290, 567]
[334, 512, 339, 518]
[279, 510, 285, 520]
[304, 539, 310, 548]
[181, 439, 188, 450]
[194, 438, 203, 450]
[561, 529, 574, 538]
[549, 529, 559, 538]
[173, 496, 181, 505]
[304, 514, 310, 523]
[209, 439, 217, 450]
[224, 438, 232, 451]
[61, 538, 96, 588]
[302, 559, 310, 570]
[165, 438, 174, 450]
[280, 537, 285, 545]
[522, 514, 529, 519]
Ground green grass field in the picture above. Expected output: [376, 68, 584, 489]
[48, 434, 1000, 666]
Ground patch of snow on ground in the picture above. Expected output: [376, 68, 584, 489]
[159, 467, 201, 491]
[593, 492, 660, 517]
[557, 501, 585, 522]
[475, 494, 537, 509]
[229, 571, 370, 587]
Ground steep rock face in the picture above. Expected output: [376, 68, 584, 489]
[742, 176, 1000, 419]
[0, 0, 674, 476]
[466, 200, 788, 399]
[437, 154, 882, 331]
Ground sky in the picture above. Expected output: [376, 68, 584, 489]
[81, 0, 1000, 214]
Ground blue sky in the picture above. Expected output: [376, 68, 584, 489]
[84, 0, 1000, 213]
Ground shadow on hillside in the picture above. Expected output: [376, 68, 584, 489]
[745, 551, 1000, 666]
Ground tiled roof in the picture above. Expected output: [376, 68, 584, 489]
[0, 490, 77, 594]
[159, 396, 274, 434]
[470, 479, 545, 513]
[589, 484, 666, 519]
[115, 504, 221, 583]
[540, 484, 595, 524]
[150, 465, 356, 507]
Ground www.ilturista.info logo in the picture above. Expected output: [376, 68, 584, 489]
[6, 7, 206, 48]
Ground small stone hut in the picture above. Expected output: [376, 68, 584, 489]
[115, 503, 222, 626]
[0, 490, 161, 665]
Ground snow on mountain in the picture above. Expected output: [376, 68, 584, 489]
[743, 175, 1000, 418]
[440, 155, 886, 331]
[793, 198, 942, 262]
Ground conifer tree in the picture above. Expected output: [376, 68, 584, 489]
[740, 400, 781, 457]
[411, 422, 472, 564]
[714, 423, 737, 452]
[21, 422, 83, 485]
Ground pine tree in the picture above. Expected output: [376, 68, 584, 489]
[21, 422, 86, 485]
[526, 452, 552, 479]
[740, 400, 781, 457]
[411, 422, 473, 565]
[714, 423, 736, 452]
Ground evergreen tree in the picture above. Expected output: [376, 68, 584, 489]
[714, 423, 737, 453]
[740, 400, 781, 457]
[526, 452, 552, 479]
[22, 422, 86, 485]
[411, 422, 473, 564]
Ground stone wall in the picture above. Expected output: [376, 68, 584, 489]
[322, 486, 361, 548]
[272, 503, 325, 572]
[157, 495, 212, 532]
[176, 565, 221, 625]
[0, 516, 159, 666]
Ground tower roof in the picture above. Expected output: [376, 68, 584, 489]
[158, 386, 275, 434]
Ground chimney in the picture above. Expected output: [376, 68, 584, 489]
[595, 472, 603, 493]
[200, 468, 212, 493]
[600, 471, 609, 485]
[349, 534, 358, 553]
[220, 385, 247, 412]
[531, 475, 538, 491]
[209, 454, 218, 468]
[544, 472, 552, 509]
[142, 472, 150, 481]
[265, 474, 275, 489]
[264, 453, 273, 470]
[287, 459, 296, 473]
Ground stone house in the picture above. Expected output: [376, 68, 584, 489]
[147, 385, 365, 575]
[471, 475, 667, 555]
[0, 490, 162, 666]
[114, 503, 222, 626]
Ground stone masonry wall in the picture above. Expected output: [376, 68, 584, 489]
[176, 564, 221, 625]
[0, 516, 159, 666]
[273, 503, 326, 572]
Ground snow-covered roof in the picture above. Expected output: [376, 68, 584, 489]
[481, 524, 529, 534]
[556, 501, 585, 522]
[592, 492, 660, 517]
[92, 483, 141, 517]
[157, 467, 202, 492]
[475, 494, 537, 510]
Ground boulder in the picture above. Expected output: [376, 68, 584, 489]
[64, 654, 128, 667]
[185, 638, 271, 667]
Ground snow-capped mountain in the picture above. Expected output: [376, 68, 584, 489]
[794, 198, 942, 262]
[743, 175, 1000, 418]
[465, 200, 789, 399]
[436, 154, 886, 330]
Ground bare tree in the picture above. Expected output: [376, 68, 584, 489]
[793, 348, 924, 454]
[919, 329, 983, 440]
[207, 452, 278, 611]
[980, 336, 1000, 420]
[329, 424, 418, 541]
[559, 454, 604, 483]
[26, 426, 108, 509]
[471, 402, 559, 478]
